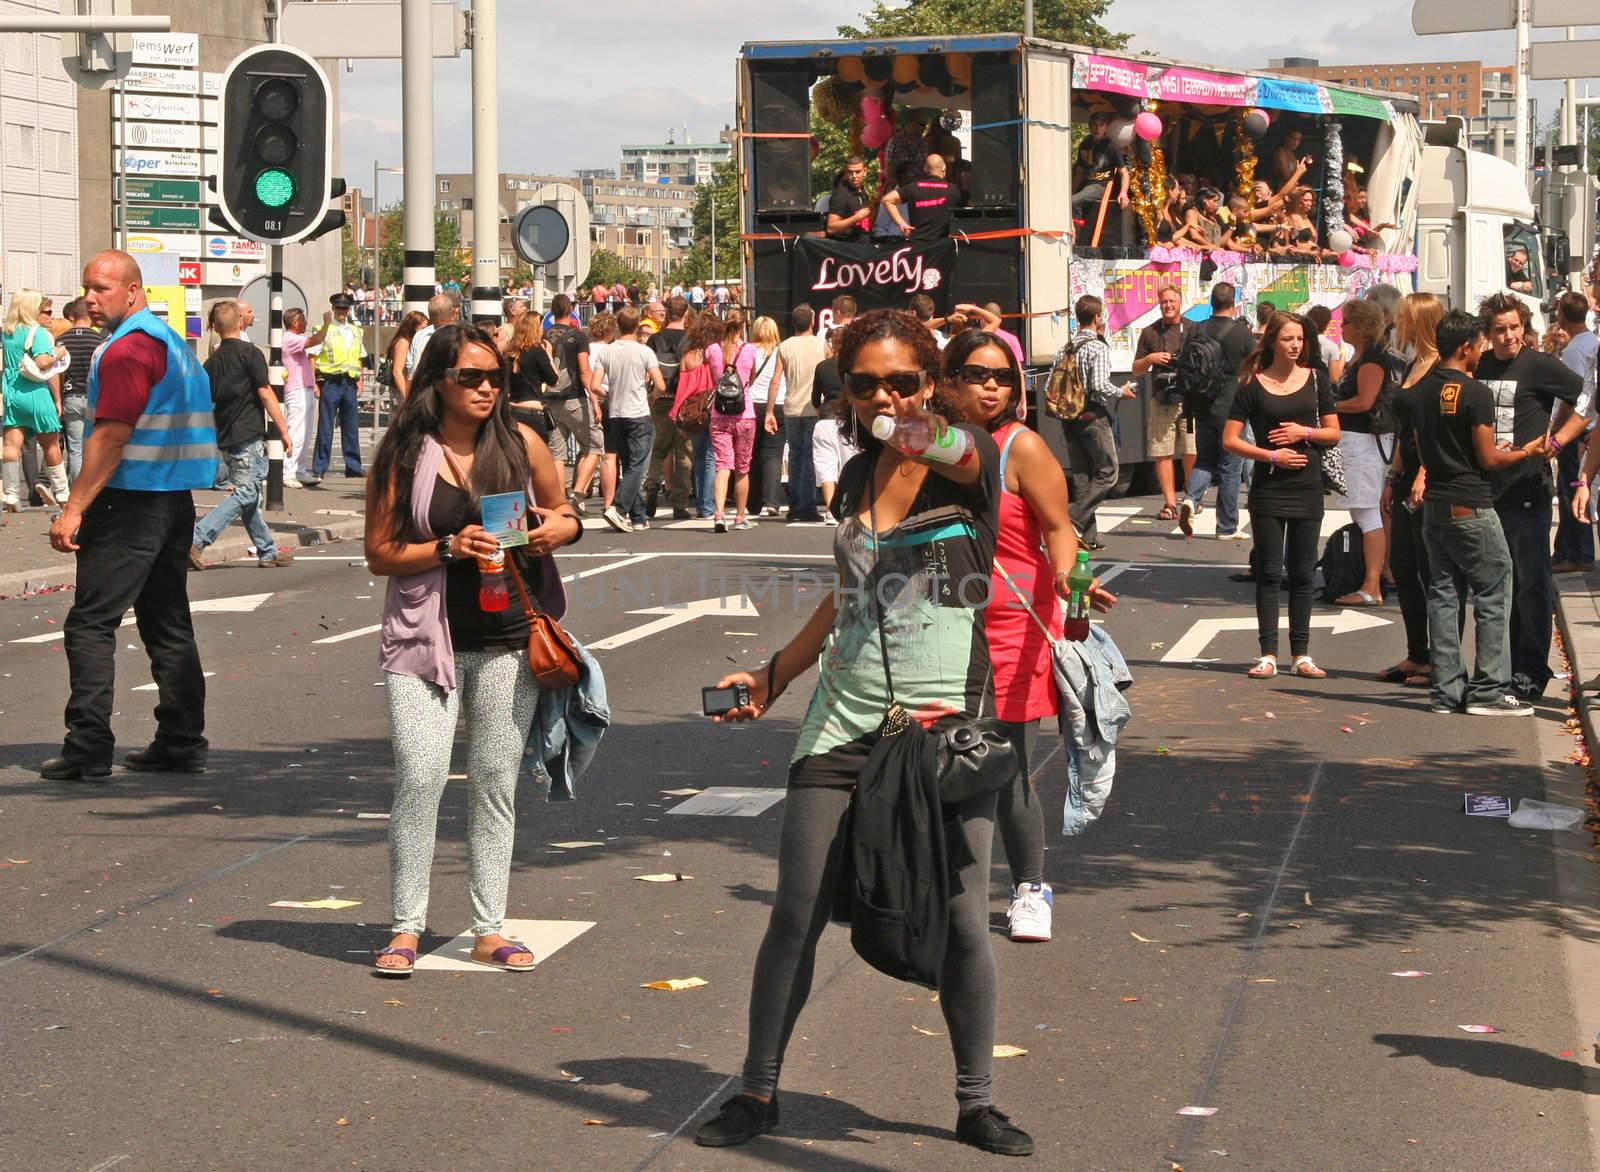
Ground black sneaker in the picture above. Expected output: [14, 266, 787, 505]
[695, 1093, 779, 1148]
[40, 755, 111, 781]
[123, 744, 208, 773]
[644, 484, 660, 518]
[672, 507, 693, 520]
[1081, 538, 1106, 552]
[956, 1106, 1034, 1157]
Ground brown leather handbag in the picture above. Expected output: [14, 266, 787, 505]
[506, 554, 583, 689]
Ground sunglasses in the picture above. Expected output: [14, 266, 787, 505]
[445, 366, 505, 390]
[845, 370, 925, 399]
[956, 364, 1019, 388]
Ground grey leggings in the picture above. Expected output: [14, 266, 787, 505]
[385, 649, 539, 936]
[994, 719, 1044, 889]
[740, 785, 1000, 1110]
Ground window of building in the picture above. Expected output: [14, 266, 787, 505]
[5, 123, 36, 168]
[439, 179, 450, 193]
[1364, 79, 1373, 88]
[5, 34, 35, 73]
[1426, 75, 1435, 84]
[462, 197, 473, 211]
[1459, 90, 1469, 101]
[42, 128, 71, 173]
[1379, 78, 1389, 88]
[1460, 74, 1469, 83]
[440, 199, 453, 210]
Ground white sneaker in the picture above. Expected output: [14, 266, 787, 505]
[602, 505, 633, 533]
[1465, 695, 1535, 717]
[822, 512, 839, 526]
[1218, 531, 1248, 541]
[1007, 882, 1053, 943]
[283, 477, 304, 489]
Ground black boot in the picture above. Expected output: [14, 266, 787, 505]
[694, 1093, 779, 1148]
[956, 1106, 1033, 1156]
[39, 755, 111, 781]
[123, 744, 208, 773]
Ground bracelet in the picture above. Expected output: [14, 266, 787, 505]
[1551, 435, 1565, 453]
[1270, 449, 1280, 466]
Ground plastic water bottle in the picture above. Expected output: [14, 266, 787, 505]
[478, 549, 509, 612]
[1062, 550, 1094, 641]
[870, 415, 973, 466]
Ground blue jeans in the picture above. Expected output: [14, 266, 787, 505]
[1496, 498, 1557, 697]
[784, 414, 819, 516]
[1183, 415, 1241, 535]
[1554, 441, 1594, 566]
[1422, 501, 1513, 710]
[313, 373, 364, 477]
[607, 416, 655, 524]
[61, 394, 87, 482]
[690, 431, 716, 516]
[193, 440, 277, 561]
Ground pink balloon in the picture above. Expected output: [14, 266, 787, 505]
[1134, 112, 1163, 142]
[861, 118, 892, 151]
[1337, 251, 1360, 267]
[861, 94, 885, 123]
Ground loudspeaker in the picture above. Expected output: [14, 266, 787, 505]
[752, 64, 812, 215]
[969, 52, 1020, 209]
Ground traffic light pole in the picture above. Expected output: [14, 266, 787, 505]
[470, 0, 500, 328]
[401, 0, 436, 314]
[265, 244, 286, 512]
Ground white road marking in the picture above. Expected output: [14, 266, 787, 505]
[562, 553, 660, 583]
[588, 592, 760, 652]
[132, 672, 215, 692]
[10, 593, 273, 643]
[411, 919, 595, 973]
[312, 623, 382, 645]
[666, 787, 787, 817]
[1161, 608, 1392, 663]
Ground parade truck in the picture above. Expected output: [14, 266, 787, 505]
[735, 34, 1547, 473]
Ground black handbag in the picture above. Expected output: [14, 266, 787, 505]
[865, 475, 1017, 809]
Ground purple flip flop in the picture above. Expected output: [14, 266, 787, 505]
[373, 945, 416, 977]
[469, 943, 536, 972]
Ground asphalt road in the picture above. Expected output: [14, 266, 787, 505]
[1, 501, 1597, 1172]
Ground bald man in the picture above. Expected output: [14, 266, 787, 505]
[881, 152, 957, 241]
[43, 250, 217, 780]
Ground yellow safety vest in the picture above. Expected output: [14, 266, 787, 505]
[315, 320, 364, 377]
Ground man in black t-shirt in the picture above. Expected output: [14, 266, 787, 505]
[543, 293, 602, 512]
[1134, 286, 1191, 516]
[1410, 309, 1550, 715]
[191, 300, 294, 569]
[645, 295, 692, 518]
[1071, 111, 1130, 226]
[55, 298, 102, 483]
[1178, 283, 1257, 539]
[826, 156, 872, 242]
[882, 153, 956, 242]
[1473, 293, 1587, 697]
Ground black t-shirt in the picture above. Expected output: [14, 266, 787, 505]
[1390, 358, 1437, 493]
[1136, 318, 1186, 397]
[58, 326, 103, 399]
[1337, 345, 1399, 435]
[544, 323, 591, 399]
[509, 345, 557, 403]
[1076, 136, 1123, 182]
[649, 326, 687, 396]
[1406, 367, 1497, 509]
[203, 338, 269, 449]
[1229, 370, 1336, 519]
[428, 476, 537, 653]
[828, 182, 867, 240]
[895, 178, 956, 241]
[1473, 346, 1582, 506]
[812, 357, 843, 408]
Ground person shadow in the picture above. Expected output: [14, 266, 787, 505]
[217, 918, 444, 973]
[1373, 1033, 1593, 1093]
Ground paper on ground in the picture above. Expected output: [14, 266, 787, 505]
[270, 898, 362, 910]
[634, 873, 693, 883]
[642, 977, 708, 991]
[548, 841, 606, 849]
[666, 787, 786, 817]
[413, 919, 595, 974]
[1177, 1106, 1219, 1117]
[659, 787, 703, 797]
[992, 1044, 1028, 1058]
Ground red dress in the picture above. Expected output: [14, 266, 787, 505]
[987, 422, 1063, 722]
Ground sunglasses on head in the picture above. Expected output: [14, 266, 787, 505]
[445, 366, 504, 390]
[845, 370, 925, 399]
[955, 363, 1018, 388]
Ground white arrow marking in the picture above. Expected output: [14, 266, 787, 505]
[1161, 609, 1391, 663]
[9, 593, 273, 643]
[314, 623, 383, 645]
[589, 592, 760, 652]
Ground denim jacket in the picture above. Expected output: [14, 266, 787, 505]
[527, 638, 609, 800]
[1052, 625, 1133, 834]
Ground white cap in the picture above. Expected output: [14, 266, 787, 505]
[870, 415, 896, 441]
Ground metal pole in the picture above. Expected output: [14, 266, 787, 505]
[265, 244, 286, 511]
[401, 0, 436, 314]
[1564, 28, 1578, 172]
[470, 0, 500, 327]
[117, 79, 128, 250]
[710, 193, 716, 283]
[1024, 0, 1034, 39]
[372, 159, 382, 448]
[1515, 0, 1530, 177]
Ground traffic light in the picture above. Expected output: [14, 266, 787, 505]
[215, 44, 343, 245]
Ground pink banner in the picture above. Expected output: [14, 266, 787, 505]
[1073, 54, 1151, 100]
[1152, 67, 1252, 107]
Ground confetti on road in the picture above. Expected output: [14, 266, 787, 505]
[912, 1026, 943, 1036]
[583, 1119, 605, 1126]
[1458, 1024, 1500, 1033]
[642, 977, 708, 991]
[1390, 970, 1431, 978]
[659, 788, 703, 797]
[1304, 892, 1313, 906]
[548, 841, 605, 849]
[355, 813, 390, 820]
[633, 873, 693, 883]
[1130, 931, 1159, 943]
[992, 1044, 1028, 1058]
[1121, 996, 1139, 1003]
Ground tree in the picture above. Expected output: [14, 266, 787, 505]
[372, 205, 470, 289]
[339, 220, 365, 286]
[839, 0, 1126, 47]
[583, 249, 653, 290]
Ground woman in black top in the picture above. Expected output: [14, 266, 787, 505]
[1225, 312, 1341, 679]
[503, 312, 559, 447]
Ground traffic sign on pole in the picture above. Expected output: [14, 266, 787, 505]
[1527, 38, 1600, 80]
[1531, 0, 1600, 25]
[1411, 0, 1515, 34]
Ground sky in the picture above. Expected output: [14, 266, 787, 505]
[335, 1, 1600, 182]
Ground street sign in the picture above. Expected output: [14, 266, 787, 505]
[178, 260, 201, 285]
[60, 0, 134, 91]
[204, 260, 268, 286]
[204, 234, 267, 261]
[116, 205, 203, 230]
[113, 121, 220, 151]
[1532, 0, 1600, 25]
[125, 232, 201, 257]
[115, 93, 216, 122]
[279, 1, 468, 59]
[119, 65, 199, 95]
[1411, 0, 1515, 33]
[238, 273, 308, 321]
[115, 148, 212, 177]
[512, 205, 571, 265]
[129, 31, 197, 68]
[119, 176, 203, 204]
[1528, 39, 1600, 81]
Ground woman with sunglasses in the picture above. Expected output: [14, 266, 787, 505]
[938, 333, 1117, 945]
[364, 324, 582, 977]
[697, 310, 1033, 1157]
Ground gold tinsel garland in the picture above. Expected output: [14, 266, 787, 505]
[1130, 103, 1167, 242]
[1234, 110, 1258, 218]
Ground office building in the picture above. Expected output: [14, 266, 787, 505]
[618, 134, 730, 187]
[1269, 57, 1514, 122]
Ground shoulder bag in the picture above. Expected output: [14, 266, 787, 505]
[20, 324, 66, 384]
[1310, 371, 1349, 496]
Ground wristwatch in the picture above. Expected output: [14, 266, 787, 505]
[436, 535, 456, 563]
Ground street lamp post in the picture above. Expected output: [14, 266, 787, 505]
[372, 163, 402, 446]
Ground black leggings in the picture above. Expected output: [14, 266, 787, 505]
[1250, 511, 1321, 658]
[1389, 499, 1431, 665]
[740, 785, 998, 1110]
[994, 719, 1044, 889]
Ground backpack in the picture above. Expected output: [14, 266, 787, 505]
[1174, 324, 1225, 402]
[838, 713, 951, 989]
[649, 329, 684, 395]
[1043, 337, 1102, 420]
[713, 347, 747, 415]
[545, 324, 580, 398]
[1317, 522, 1366, 603]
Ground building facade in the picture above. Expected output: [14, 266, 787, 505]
[1270, 57, 1514, 123]
[618, 138, 730, 187]
[2, 0, 82, 306]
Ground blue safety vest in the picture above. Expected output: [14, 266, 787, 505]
[86, 307, 217, 492]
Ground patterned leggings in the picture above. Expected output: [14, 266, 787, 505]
[385, 649, 539, 936]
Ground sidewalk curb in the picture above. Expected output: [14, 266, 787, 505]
[1555, 575, 1600, 750]
[0, 517, 367, 599]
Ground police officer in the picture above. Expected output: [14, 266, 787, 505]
[44, 250, 217, 779]
[308, 291, 367, 483]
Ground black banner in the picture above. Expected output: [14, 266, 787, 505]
[789, 237, 958, 326]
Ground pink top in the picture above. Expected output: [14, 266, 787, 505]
[282, 331, 314, 392]
[705, 341, 759, 420]
[992, 327, 1026, 368]
[986, 422, 1063, 722]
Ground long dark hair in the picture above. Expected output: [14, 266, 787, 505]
[937, 330, 1027, 428]
[386, 310, 426, 365]
[1239, 310, 1313, 384]
[370, 323, 529, 541]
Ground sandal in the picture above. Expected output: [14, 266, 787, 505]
[373, 945, 416, 977]
[1292, 656, 1327, 679]
[1247, 656, 1278, 679]
[1403, 670, 1432, 688]
[1377, 661, 1424, 683]
[1157, 504, 1179, 521]
[469, 941, 536, 972]
[1334, 591, 1381, 607]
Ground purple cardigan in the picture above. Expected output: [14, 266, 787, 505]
[379, 434, 568, 691]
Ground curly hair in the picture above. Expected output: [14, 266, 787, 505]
[834, 308, 943, 386]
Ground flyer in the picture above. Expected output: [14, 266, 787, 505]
[1464, 794, 1511, 817]
[481, 491, 528, 548]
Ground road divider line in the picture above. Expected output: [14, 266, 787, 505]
[313, 623, 383, 645]
[562, 553, 661, 583]
[1161, 609, 1391, 663]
